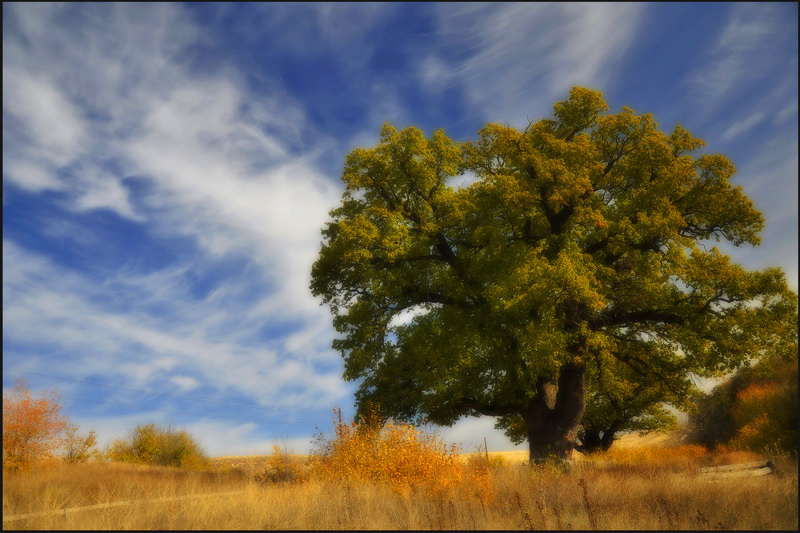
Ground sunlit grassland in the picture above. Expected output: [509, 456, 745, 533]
[3, 444, 797, 530]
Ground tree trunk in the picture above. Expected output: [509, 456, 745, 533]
[599, 424, 618, 451]
[577, 422, 619, 454]
[576, 429, 603, 454]
[521, 363, 586, 464]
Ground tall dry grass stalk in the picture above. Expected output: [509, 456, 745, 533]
[4, 447, 797, 530]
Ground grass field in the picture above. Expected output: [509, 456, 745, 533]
[3, 433, 798, 530]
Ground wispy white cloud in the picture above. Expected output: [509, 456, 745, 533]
[774, 100, 798, 125]
[688, 3, 791, 111]
[231, 3, 393, 64]
[3, 2, 343, 312]
[3, 239, 349, 407]
[38, 216, 100, 248]
[169, 375, 201, 393]
[2, 68, 87, 166]
[2, 3, 350, 433]
[1, 160, 65, 193]
[121, 77, 341, 319]
[420, 3, 646, 125]
[721, 111, 765, 140]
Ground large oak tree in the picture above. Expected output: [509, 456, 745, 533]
[311, 88, 797, 463]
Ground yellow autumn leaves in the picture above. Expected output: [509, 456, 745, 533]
[311, 408, 493, 502]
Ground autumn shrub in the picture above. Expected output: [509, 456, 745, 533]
[107, 424, 158, 464]
[256, 444, 307, 484]
[157, 425, 208, 469]
[106, 423, 207, 469]
[310, 408, 463, 494]
[62, 423, 100, 464]
[730, 379, 797, 453]
[689, 352, 798, 454]
[3, 379, 69, 472]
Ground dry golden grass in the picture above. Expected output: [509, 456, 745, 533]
[4, 443, 797, 530]
[3, 461, 248, 516]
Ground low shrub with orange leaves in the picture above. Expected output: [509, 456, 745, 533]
[310, 408, 463, 495]
[730, 382, 796, 453]
[3, 379, 69, 472]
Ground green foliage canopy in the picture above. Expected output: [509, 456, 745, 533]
[311, 87, 797, 459]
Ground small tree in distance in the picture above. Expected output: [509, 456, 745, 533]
[3, 378, 69, 472]
[63, 423, 100, 464]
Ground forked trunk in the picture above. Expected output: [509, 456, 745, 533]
[522, 364, 586, 464]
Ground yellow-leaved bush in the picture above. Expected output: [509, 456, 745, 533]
[256, 444, 308, 484]
[310, 408, 464, 495]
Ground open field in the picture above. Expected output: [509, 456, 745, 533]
[3, 434, 797, 530]
[206, 430, 691, 476]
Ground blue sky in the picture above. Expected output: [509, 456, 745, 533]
[3, 3, 797, 457]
